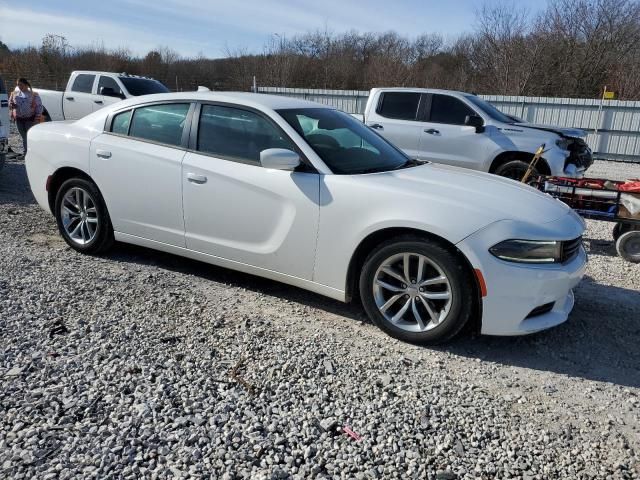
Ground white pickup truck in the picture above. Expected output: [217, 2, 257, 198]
[38, 71, 169, 122]
[363, 88, 593, 179]
[0, 75, 9, 170]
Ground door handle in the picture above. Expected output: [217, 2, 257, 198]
[96, 150, 112, 159]
[94, 100, 103, 104]
[368, 123, 384, 130]
[66, 97, 75, 101]
[424, 128, 440, 135]
[187, 173, 207, 184]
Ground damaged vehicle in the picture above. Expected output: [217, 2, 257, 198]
[25, 92, 586, 344]
[363, 88, 593, 180]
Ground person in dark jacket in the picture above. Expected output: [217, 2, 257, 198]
[9, 78, 43, 158]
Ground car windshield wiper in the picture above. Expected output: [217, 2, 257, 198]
[392, 158, 427, 170]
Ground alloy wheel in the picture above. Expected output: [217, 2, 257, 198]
[60, 187, 99, 245]
[372, 252, 453, 332]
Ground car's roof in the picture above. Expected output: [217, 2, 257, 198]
[373, 87, 471, 96]
[112, 92, 332, 112]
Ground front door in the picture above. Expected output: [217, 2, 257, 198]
[95, 75, 125, 112]
[418, 94, 492, 169]
[182, 104, 320, 279]
[90, 102, 192, 246]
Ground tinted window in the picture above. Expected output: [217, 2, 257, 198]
[429, 94, 476, 125]
[119, 77, 170, 96]
[111, 110, 132, 135]
[71, 74, 95, 94]
[0, 77, 6, 94]
[278, 108, 409, 174]
[129, 103, 189, 146]
[377, 92, 420, 120]
[98, 76, 123, 96]
[465, 95, 514, 123]
[197, 105, 294, 165]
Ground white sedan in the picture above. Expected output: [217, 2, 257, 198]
[25, 92, 587, 343]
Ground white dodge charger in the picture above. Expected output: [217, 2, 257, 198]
[25, 92, 587, 343]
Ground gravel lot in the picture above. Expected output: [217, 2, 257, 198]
[1, 128, 639, 479]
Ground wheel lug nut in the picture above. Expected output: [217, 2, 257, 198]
[401, 284, 407, 289]
[419, 287, 424, 292]
[411, 279, 416, 284]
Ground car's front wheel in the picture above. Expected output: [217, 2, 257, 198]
[359, 237, 475, 344]
[494, 159, 538, 182]
[54, 178, 114, 254]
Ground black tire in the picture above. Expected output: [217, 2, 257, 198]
[613, 222, 638, 242]
[54, 178, 114, 254]
[616, 231, 640, 263]
[359, 236, 475, 344]
[494, 159, 539, 183]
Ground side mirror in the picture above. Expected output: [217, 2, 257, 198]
[101, 87, 125, 99]
[465, 115, 485, 133]
[260, 148, 301, 171]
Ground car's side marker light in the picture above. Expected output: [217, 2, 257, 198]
[475, 269, 487, 297]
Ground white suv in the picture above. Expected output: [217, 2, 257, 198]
[363, 88, 593, 180]
[0, 76, 9, 171]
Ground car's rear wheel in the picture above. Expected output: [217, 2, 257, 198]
[359, 237, 474, 344]
[54, 178, 114, 254]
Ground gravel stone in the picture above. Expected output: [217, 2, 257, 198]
[0, 126, 639, 479]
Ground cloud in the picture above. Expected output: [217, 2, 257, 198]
[0, 5, 207, 56]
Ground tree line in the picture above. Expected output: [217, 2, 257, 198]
[1, 0, 640, 99]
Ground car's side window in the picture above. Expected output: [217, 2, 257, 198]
[111, 110, 132, 135]
[377, 92, 421, 120]
[429, 94, 477, 125]
[197, 104, 295, 165]
[98, 76, 123, 97]
[71, 74, 96, 94]
[128, 103, 190, 147]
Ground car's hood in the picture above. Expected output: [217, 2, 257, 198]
[513, 122, 587, 138]
[373, 163, 573, 226]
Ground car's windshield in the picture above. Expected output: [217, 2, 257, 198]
[277, 108, 410, 174]
[119, 77, 170, 96]
[465, 95, 514, 124]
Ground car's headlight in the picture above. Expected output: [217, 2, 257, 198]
[489, 239, 562, 264]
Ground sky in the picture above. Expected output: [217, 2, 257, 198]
[0, 0, 545, 58]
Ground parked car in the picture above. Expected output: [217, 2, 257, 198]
[0, 75, 9, 171]
[25, 92, 586, 344]
[363, 88, 593, 180]
[38, 71, 169, 121]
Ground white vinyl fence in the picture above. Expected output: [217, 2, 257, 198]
[258, 87, 640, 163]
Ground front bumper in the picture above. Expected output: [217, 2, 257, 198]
[457, 214, 587, 336]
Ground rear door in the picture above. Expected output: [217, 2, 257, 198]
[417, 94, 490, 169]
[181, 103, 320, 279]
[63, 73, 97, 120]
[364, 91, 425, 159]
[95, 75, 125, 112]
[90, 102, 193, 246]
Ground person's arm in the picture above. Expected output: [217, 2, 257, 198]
[33, 93, 44, 116]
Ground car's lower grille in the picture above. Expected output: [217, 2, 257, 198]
[525, 302, 555, 319]
[561, 237, 583, 263]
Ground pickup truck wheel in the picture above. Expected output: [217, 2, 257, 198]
[616, 231, 640, 263]
[494, 159, 538, 182]
[54, 178, 114, 254]
[359, 237, 474, 344]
